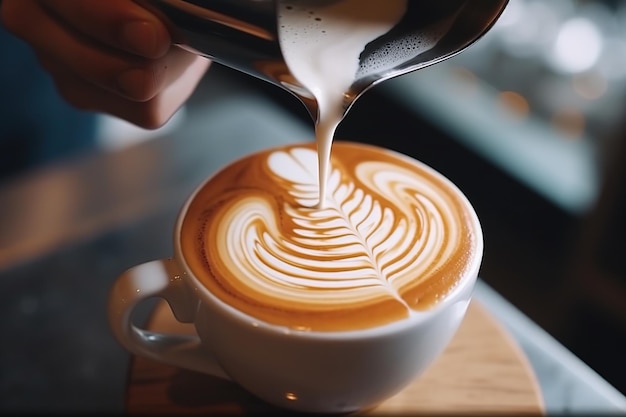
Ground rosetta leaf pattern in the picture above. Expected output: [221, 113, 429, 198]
[266, 148, 421, 302]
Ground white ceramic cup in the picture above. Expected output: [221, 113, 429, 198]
[108, 147, 483, 414]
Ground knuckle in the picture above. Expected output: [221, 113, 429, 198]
[133, 100, 176, 130]
[116, 62, 165, 102]
[134, 112, 169, 130]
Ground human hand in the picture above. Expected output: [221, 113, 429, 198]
[1, 0, 211, 129]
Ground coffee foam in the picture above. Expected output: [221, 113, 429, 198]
[181, 143, 480, 332]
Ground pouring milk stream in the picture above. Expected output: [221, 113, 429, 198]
[277, 0, 447, 208]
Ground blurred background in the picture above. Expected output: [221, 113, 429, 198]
[1, 0, 625, 411]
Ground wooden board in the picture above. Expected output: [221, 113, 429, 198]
[125, 300, 544, 415]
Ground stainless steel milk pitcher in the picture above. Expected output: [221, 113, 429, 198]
[139, 0, 508, 119]
[139, 0, 286, 83]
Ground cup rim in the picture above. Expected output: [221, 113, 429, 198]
[172, 141, 483, 339]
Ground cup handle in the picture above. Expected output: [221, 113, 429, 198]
[107, 258, 229, 379]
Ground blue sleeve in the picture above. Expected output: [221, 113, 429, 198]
[0, 23, 99, 178]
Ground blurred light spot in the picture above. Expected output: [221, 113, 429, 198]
[498, 91, 530, 119]
[572, 72, 607, 100]
[550, 18, 602, 74]
[285, 392, 298, 401]
[551, 108, 585, 138]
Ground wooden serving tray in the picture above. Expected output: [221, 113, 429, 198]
[125, 300, 544, 415]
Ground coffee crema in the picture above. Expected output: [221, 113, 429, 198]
[181, 142, 481, 332]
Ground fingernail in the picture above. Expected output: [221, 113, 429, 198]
[121, 21, 159, 57]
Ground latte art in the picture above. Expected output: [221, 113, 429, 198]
[181, 142, 481, 331]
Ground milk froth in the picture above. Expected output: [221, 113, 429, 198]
[277, 0, 449, 208]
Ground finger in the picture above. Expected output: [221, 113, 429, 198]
[47, 55, 211, 129]
[5, 0, 159, 101]
[41, 0, 171, 59]
[2, 1, 128, 90]
[116, 47, 206, 103]
[1, 1, 41, 37]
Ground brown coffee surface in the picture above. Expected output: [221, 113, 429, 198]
[180, 142, 481, 331]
